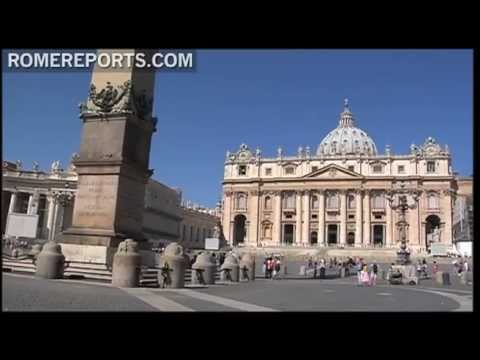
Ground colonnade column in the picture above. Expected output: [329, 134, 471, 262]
[339, 190, 347, 245]
[302, 190, 310, 246]
[248, 190, 259, 246]
[386, 193, 393, 247]
[295, 191, 302, 245]
[8, 191, 17, 213]
[318, 190, 325, 246]
[363, 190, 371, 246]
[47, 195, 57, 241]
[273, 191, 282, 245]
[355, 190, 363, 247]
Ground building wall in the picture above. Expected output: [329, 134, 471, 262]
[2, 162, 219, 251]
[179, 207, 218, 249]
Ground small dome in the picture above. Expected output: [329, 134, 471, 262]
[317, 99, 377, 156]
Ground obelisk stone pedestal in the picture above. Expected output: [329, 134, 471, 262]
[59, 49, 157, 268]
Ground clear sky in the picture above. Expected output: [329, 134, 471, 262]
[2, 49, 473, 207]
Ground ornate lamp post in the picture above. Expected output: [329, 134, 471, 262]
[386, 183, 419, 265]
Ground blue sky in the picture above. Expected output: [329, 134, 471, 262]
[3, 50, 473, 207]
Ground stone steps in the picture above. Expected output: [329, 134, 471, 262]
[2, 259, 36, 274]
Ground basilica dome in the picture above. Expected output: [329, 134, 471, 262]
[316, 99, 378, 156]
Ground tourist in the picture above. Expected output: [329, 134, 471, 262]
[356, 261, 363, 285]
[361, 265, 370, 286]
[386, 263, 395, 281]
[463, 259, 469, 273]
[275, 257, 281, 279]
[313, 261, 318, 279]
[432, 261, 439, 275]
[370, 262, 378, 286]
[308, 257, 313, 270]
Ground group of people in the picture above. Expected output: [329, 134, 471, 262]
[355, 259, 379, 286]
[452, 257, 470, 278]
[263, 255, 282, 279]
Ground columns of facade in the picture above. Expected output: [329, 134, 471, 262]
[8, 191, 17, 213]
[386, 193, 393, 247]
[302, 190, 310, 246]
[223, 191, 232, 244]
[295, 191, 302, 245]
[248, 190, 260, 246]
[443, 189, 453, 245]
[273, 191, 282, 245]
[363, 190, 371, 246]
[355, 190, 363, 247]
[339, 190, 347, 245]
[318, 190, 325, 246]
[408, 201, 420, 246]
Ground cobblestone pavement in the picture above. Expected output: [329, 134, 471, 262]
[3, 270, 472, 312]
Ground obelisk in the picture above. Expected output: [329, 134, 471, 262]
[59, 49, 157, 267]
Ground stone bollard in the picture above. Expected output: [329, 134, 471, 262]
[239, 253, 255, 281]
[112, 239, 142, 288]
[35, 241, 66, 279]
[30, 244, 43, 260]
[160, 242, 186, 288]
[191, 252, 216, 285]
[435, 271, 450, 286]
[220, 254, 239, 282]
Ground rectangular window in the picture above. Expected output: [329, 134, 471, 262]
[348, 165, 355, 172]
[311, 214, 318, 219]
[285, 214, 293, 219]
[427, 161, 436, 173]
[239, 165, 247, 176]
[265, 168, 272, 176]
[312, 166, 318, 172]
[398, 165, 405, 174]
[374, 215, 382, 220]
[348, 214, 355, 220]
[372, 165, 383, 174]
[285, 167, 295, 175]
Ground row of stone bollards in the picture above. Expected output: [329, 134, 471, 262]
[32, 239, 256, 289]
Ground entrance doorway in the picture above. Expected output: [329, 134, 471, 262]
[425, 214, 441, 250]
[327, 224, 338, 245]
[283, 224, 294, 244]
[233, 214, 246, 246]
[347, 232, 355, 246]
[373, 225, 384, 247]
[310, 231, 318, 245]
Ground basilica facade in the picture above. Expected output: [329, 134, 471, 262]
[221, 100, 457, 253]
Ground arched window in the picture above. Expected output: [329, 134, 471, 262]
[331, 142, 337, 154]
[311, 195, 319, 210]
[348, 194, 356, 209]
[372, 192, 385, 209]
[326, 192, 339, 209]
[236, 193, 247, 210]
[262, 222, 272, 239]
[264, 196, 272, 210]
[428, 192, 439, 209]
[283, 192, 296, 209]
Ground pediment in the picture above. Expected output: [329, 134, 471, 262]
[303, 164, 363, 179]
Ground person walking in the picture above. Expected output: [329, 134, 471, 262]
[313, 261, 318, 279]
[356, 261, 363, 286]
[432, 261, 439, 275]
[361, 265, 370, 287]
[274, 257, 281, 280]
[370, 262, 378, 286]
